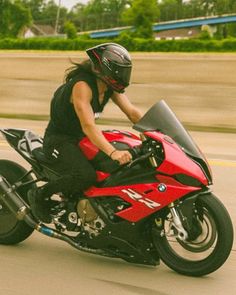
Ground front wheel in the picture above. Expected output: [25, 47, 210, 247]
[152, 193, 234, 276]
[0, 160, 35, 244]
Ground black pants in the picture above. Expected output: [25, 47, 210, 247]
[41, 134, 97, 198]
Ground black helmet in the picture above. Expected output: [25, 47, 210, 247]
[86, 43, 132, 93]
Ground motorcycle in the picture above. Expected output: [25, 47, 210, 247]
[0, 100, 233, 276]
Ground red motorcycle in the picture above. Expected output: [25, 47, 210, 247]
[0, 100, 233, 276]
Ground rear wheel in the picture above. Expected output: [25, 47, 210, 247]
[0, 160, 35, 244]
[152, 193, 234, 276]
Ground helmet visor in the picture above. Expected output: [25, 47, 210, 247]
[102, 63, 132, 90]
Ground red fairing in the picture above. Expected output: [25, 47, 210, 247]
[80, 129, 207, 222]
[144, 131, 208, 186]
[79, 130, 141, 160]
[85, 182, 200, 223]
[79, 137, 99, 160]
[96, 171, 110, 182]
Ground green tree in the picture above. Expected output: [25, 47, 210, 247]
[64, 21, 77, 39]
[0, 0, 9, 35]
[22, 0, 68, 31]
[0, 0, 32, 37]
[85, 0, 106, 30]
[157, 0, 179, 21]
[69, 3, 87, 31]
[69, 0, 105, 31]
[122, 0, 159, 38]
[157, 0, 204, 21]
[198, 0, 233, 15]
[37, 0, 67, 27]
[70, 0, 128, 31]
[21, 0, 44, 20]
[105, 0, 129, 27]
[183, 0, 205, 18]
[227, 0, 236, 36]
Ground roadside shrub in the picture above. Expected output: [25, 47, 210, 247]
[1, 36, 236, 52]
[221, 38, 236, 51]
[64, 22, 77, 40]
[198, 30, 212, 40]
[115, 31, 137, 51]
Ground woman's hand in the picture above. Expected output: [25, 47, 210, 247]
[110, 150, 132, 165]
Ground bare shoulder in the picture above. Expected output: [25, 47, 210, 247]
[73, 81, 92, 96]
[72, 81, 92, 104]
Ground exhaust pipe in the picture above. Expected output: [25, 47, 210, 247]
[0, 175, 114, 257]
[0, 175, 37, 228]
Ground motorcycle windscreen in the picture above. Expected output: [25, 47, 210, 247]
[133, 100, 203, 159]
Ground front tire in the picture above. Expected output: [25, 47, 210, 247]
[0, 160, 35, 244]
[152, 193, 234, 276]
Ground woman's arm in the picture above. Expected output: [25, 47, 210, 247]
[111, 92, 143, 124]
[72, 81, 132, 164]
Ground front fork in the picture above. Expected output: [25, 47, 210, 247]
[161, 193, 203, 241]
[167, 202, 189, 241]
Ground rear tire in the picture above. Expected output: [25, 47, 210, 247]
[152, 193, 234, 276]
[0, 160, 35, 244]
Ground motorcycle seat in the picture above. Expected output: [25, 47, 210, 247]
[32, 147, 55, 165]
[17, 130, 55, 166]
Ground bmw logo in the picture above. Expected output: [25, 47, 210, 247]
[158, 183, 167, 192]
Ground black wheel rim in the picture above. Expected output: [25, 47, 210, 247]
[162, 206, 218, 261]
[176, 209, 217, 253]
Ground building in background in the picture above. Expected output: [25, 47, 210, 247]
[21, 24, 55, 38]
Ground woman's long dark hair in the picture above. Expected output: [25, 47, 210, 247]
[64, 59, 93, 82]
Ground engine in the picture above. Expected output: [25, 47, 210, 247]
[77, 199, 106, 238]
[52, 197, 106, 238]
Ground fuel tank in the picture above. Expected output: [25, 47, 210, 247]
[79, 130, 141, 161]
[78, 130, 141, 178]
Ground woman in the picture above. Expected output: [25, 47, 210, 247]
[28, 43, 142, 223]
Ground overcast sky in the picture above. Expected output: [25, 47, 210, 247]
[59, 0, 89, 10]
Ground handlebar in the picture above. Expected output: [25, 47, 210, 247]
[127, 150, 153, 168]
[112, 140, 161, 169]
[125, 144, 156, 168]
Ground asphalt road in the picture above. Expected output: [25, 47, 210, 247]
[0, 119, 235, 295]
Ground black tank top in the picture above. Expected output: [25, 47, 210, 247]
[45, 71, 113, 140]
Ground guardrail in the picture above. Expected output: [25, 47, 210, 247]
[87, 14, 236, 39]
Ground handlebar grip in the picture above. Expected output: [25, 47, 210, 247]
[129, 146, 142, 160]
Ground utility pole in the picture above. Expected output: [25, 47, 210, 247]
[55, 0, 62, 35]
